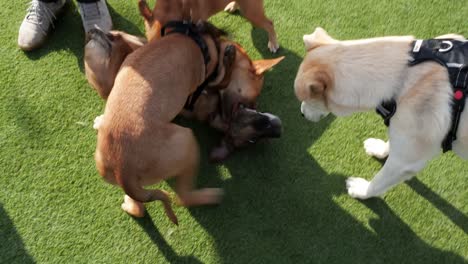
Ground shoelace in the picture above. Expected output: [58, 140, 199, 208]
[25, 1, 57, 33]
[81, 3, 101, 20]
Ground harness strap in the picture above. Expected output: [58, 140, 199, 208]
[376, 39, 468, 152]
[161, 21, 211, 71]
[160, 21, 220, 111]
[376, 100, 397, 126]
[184, 69, 218, 111]
[442, 66, 467, 152]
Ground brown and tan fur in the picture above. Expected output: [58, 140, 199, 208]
[85, 30, 147, 99]
[85, 28, 284, 161]
[138, 0, 279, 52]
[95, 13, 231, 222]
[295, 27, 468, 199]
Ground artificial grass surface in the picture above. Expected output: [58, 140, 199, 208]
[1, 0, 467, 263]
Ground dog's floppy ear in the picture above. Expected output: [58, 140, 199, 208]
[303, 27, 336, 51]
[138, 0, 153, 22]
[295, 68, 330, 101]
[252, 56, 285, 76]
[295, 80, 325, 101]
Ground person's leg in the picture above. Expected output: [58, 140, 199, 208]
[76, 0, 112, 34]
[18, 0, 67, 51]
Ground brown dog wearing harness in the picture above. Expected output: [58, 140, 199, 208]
[95, 19, 233, 223]
[138, 0, 279, 52]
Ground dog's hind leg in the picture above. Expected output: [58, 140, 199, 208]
[364, 138, 389, 159]
[171, 126, 224, 206]
[238, 1, 279, 53]
[121, 195, 146, 218]
[347, 136, 439, 199]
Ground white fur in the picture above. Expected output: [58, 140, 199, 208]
[93, 115, 104, 130]
[364, 138, 389, 159]
[296, 28, 467, 199]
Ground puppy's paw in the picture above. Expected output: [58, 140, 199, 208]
[209, 144, 231, 163]
[346, 177, 371, 199]
[224, 2, 239, 12]
[201, 188, 224, 204]
[364, 138, 389, 159]
[121, 195, 146, 217]
[93, 115, 104, 130]
[268, 41, 279, 53]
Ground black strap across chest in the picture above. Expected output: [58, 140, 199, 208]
[376, 38, 468, 152]
[161, 21, 218, 111]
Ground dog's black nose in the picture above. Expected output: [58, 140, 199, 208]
[301, 112, 305, 117]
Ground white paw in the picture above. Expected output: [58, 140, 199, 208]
[224, 2, 239, 12]
[268, 41, 279, 53]
[346, 177, 371, 199]
[364, 138, 389, 159]
[93, 115, 104, 130]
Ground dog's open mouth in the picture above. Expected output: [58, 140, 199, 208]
[228, 108, 282, 147]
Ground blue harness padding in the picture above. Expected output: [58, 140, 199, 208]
[377, 38, 468, 152]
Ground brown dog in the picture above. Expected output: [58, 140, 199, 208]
[86, 28, 284, 161]
[138, 0, 279, 52]
[95, 21, 233, 224]
[85, 30, 146, 99]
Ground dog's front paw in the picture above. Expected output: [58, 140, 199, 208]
[268, 41, 279, 53]
[364, 138, 389, 159]
[93, 115, 104, 130]
[224, 2, 239, 12]
[346, 177, 371, 199]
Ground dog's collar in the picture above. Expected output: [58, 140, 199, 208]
[161, 21, 221, 111]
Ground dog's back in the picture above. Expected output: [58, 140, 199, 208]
[95, 34, 205, 188]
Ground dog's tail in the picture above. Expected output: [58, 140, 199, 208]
[116, 170, 178, 225]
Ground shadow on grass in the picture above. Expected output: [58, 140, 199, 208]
[23, 2, 143, 73]
[133, 215, 202, 264]
[407, 178, 468, 234]
[362, 199, 466, 263]
[182, 34, 466, 263]
[0, 204, 35, 264]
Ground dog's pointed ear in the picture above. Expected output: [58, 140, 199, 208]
[303, 27, 336, 51]
[138, 0, 153, 22]
[252, 56, 285, 76]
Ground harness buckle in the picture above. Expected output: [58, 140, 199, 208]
[438, 40, 453, 53]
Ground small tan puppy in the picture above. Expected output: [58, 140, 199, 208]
[95, 21, 231, 224]
[295, 27, 468, 199]
[138, 0, 279, 52]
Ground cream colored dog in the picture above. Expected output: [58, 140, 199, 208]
[295, 27, 468, 199]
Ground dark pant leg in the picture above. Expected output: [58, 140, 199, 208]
[39, 0, 99, 2]
[39, 0, 99, 3]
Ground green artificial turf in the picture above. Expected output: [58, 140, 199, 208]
[1, 0, 467, 263]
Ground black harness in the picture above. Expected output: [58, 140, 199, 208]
[161, 21, 219, 111]
[377, 38, 468, 152]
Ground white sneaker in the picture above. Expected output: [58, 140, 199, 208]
[18, 0, 67, 51]
[78, 0, 112, 34]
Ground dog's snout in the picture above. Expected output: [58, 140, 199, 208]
[301, 112, 305, 117]
[266, 114, 282, 138]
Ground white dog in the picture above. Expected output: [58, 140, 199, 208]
[294, 27, 468, 199]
